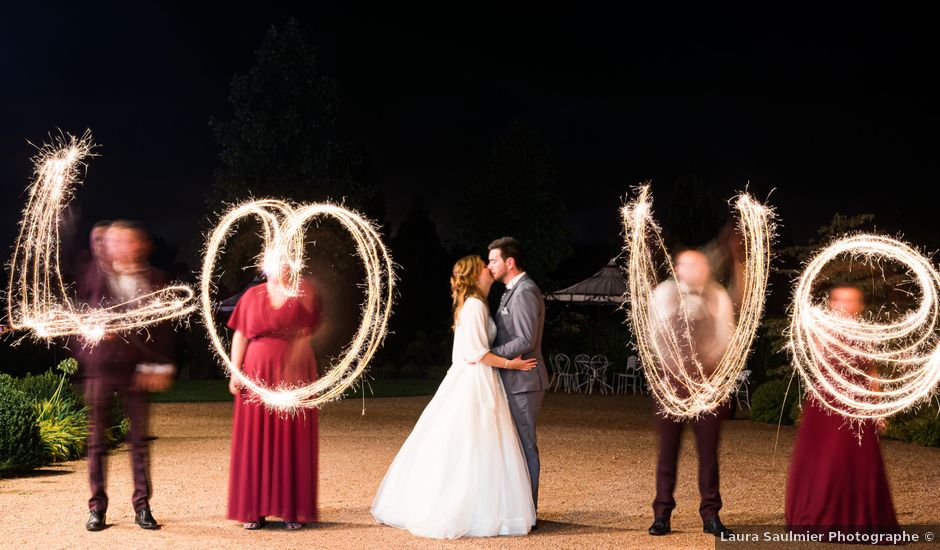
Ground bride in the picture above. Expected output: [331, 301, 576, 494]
[371, 255, 538, 539]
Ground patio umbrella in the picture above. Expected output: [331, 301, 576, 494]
[546, 258, 625, 305]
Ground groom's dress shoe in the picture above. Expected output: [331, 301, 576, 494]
[86, 509, 106, 531]
[703, 517, 732, 537]
[135, 509, 160, 530]
[648, 517, 670, 536]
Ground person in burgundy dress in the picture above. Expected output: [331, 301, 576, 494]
[226, 268, 321, 530]
[786, 285, 899, 536]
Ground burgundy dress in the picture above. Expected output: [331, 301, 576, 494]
[786, 392, 899, 534]
[226, 283, 320, 523]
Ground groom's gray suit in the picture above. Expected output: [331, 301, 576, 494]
[492, 273, 550, 509]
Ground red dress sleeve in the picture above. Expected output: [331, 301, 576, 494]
[226, 287, 253, 335]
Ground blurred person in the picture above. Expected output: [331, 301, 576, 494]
[76, 220, 112, 301]
[786, 285, 899, 537]
[647, 249, 735, 538]
[371, 256, 537, 539]
[225, 262, 322, 530]
[73, 220, 111, 385]
[81, 220, 175, 531]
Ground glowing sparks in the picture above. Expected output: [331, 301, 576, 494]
[622, 185, 773, 418]
[200, 200, 395, 412]
[6, 133, 195, 343]
[789, 235, 940, 420]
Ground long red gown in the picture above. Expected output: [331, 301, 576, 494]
[226, 283, 320, 523]
[786, 393, 899, 534]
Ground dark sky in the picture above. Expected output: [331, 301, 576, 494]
[2, 3, 937, 273]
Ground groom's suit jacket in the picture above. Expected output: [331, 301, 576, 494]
[492, 274, 550, 394]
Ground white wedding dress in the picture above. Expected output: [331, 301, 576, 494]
[371, 296, 536, 539]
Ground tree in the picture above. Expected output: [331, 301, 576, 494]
[206, 19, 378, 295]
[664, 175, 723, 249]
[209, 18, 373, 207]
[456, 119, 571, 287]
[778, 212, 912, 312]
[381, 197, 453, 376]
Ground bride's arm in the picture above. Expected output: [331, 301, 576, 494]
[479, 351, 537, 371]
[460, 299, 536, 371]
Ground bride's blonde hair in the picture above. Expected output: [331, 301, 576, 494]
[451, 255, 486, 329]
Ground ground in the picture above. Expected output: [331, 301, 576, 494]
[1, 393, 938, 549]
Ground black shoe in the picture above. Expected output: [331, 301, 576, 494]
[531, 520, 538, 531]
[86, 509, 106, 531]
[135, 509, 160, 530]
[703, 517, 732, 537]
[648, 517, 670, 536]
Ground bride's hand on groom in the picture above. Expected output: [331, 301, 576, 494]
[509, 355, 538, 370]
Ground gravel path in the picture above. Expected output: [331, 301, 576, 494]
[2, 393, 938, 549]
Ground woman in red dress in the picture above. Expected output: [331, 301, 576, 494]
[226, 274, 320, 530]
[786, 286, 899, 536]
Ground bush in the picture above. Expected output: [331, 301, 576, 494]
[884, 407, 940, 448]
[5, 359, 81, 404]
[10, 369, 60, 401]
[34, 359, 88, 462]
[0, 382, 46, 476]
[750, 379, 801, 425]
[35, 398, 88, 462]
[107, 398, 130, 446]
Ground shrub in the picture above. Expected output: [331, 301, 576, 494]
[0, 382, 46, 476]
[884, 407, 940, 448]
[34, 359, 88, 462]
[107, 398, 130, 446]
[750, 379, 801, 425]
[35, 398, 89, 462]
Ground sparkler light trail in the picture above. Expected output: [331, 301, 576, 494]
[789, 234, 940, 420]
[622, 185, 773, 418]
[200, 200, 395, 412]
[6, 132, 194, 344]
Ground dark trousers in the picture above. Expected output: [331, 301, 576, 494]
[653, 407, 722, 521]
[506, 390, 545, 510]
[85, 371, 152, 512]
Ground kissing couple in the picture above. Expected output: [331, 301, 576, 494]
[372, 237, 550, 539]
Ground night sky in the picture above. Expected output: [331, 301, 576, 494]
[2, 3, 937, 276]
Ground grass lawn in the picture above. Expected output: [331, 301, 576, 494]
[153, 377, 443, 403]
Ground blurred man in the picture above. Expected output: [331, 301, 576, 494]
[74, 221, 111, 383]
[81, 221, 175, 532]
[647, 249, 734, 538]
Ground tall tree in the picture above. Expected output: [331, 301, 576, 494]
[209, 18, 373, 207]
[382, 197, 453, 375]
[207, 19, 377, 294]
[664, 174, 723, 249]
[457, 119, 571, 287]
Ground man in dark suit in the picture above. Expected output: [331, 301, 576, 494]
[78, 221, 174, 532]
[487, 237, 550, 520]
[647, 250, 734, 538]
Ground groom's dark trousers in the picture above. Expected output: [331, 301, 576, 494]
[506, 390, 545, 508]
[653, 403, 723, 521]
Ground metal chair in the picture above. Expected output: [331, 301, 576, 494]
[551, 353, 578, 393]
[592, 354, 614, 394]
[574, 354, 592, 393]
[735, 369, 752, 410]
[615, 355, 642, 395]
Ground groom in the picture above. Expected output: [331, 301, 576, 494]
[487, 237, 550, 519]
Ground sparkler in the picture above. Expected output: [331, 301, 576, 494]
[622, 185, 773, 418]
[789, 234, 940, 420]
[200, 200, 395, 412]
[6, 133, 194, 343]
